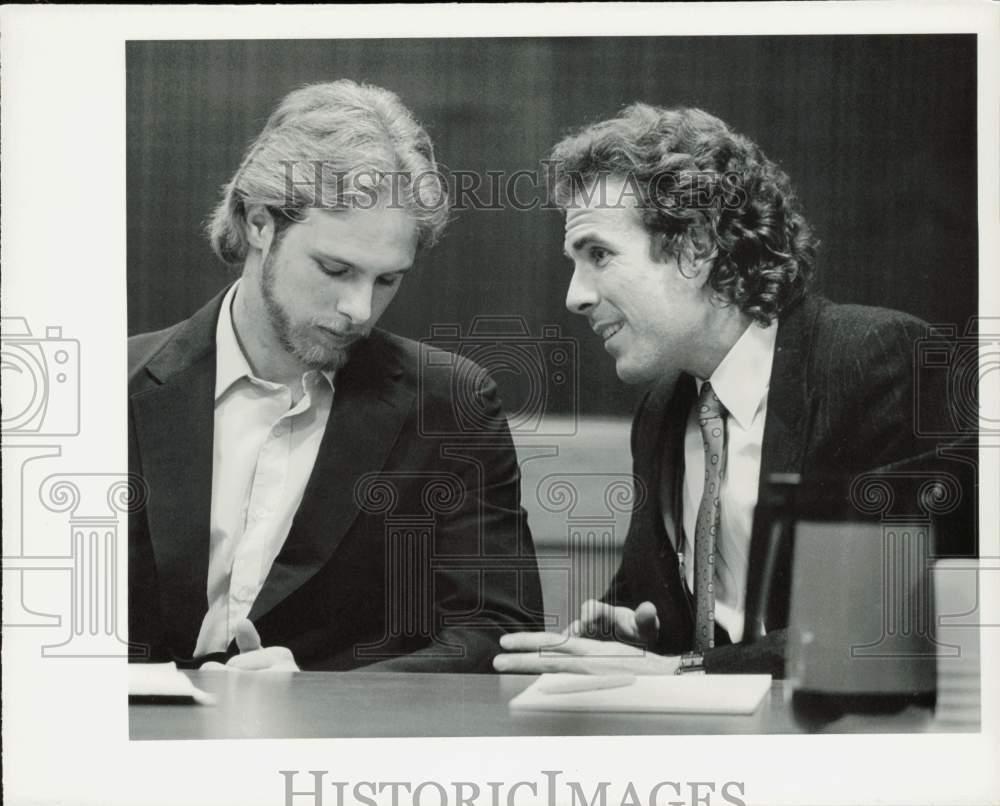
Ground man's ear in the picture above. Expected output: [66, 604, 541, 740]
[245, 204, 275, 253]
[680, 223, 717, 286]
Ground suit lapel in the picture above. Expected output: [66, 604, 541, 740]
[754, 295, 824, 632]
[634, 372, 695, 641]
[652, 297, 826, 546]
[758, 295, 824, 485]
[248, 332, 415, 622]
[657, 375, 695, 551]
[130, 289, 228, 658]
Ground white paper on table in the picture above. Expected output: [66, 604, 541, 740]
[509, 673, 772, 715]
[128, 662, 216, 705]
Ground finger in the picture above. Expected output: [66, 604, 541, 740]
[499, 631, 571, 652]
[494, 651, 648, 675]
[634, 601, 661, 646]
[578, 599, 615, 630]
[496, 650, 676, 676]
[234, 618, 263, 653]
[199, 661, 231, 672]
[578, 600, 635, 642]
[562, 619, 581, 637]
[493, 652, 597, 674]
[226, 650, 270, 671]
[226, 646, 295, 671]
[504, 633, 647, 658]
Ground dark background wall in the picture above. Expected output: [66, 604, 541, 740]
[127, 36, 978, 417]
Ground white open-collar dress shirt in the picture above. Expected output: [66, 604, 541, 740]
[194, 281, 336, 656]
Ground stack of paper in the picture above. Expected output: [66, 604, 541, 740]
[128, 662, 216, 705]
[509, 673, 772, 715]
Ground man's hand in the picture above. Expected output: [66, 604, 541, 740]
[493, 631, 678, 675]
[566, 599, 660, 649]
[200, 619, 300, 672]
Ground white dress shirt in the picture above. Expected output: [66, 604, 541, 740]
[679, 320, 777, 644]
[194, 281, 336, 656]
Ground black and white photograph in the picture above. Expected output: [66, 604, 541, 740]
[3, 4, 998, 806]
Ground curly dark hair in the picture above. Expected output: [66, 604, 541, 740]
[548, 104, 818, 325]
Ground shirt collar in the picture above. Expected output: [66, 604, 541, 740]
[695, 319, 778, 430]
[215, 281, 252, 401]
[214, 280, 335, 401]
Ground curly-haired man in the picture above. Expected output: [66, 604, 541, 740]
[496, 105, 958, 676]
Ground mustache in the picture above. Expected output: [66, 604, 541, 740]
[312, 321, 369, 339]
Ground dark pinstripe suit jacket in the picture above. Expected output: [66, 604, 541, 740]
[603, 294, 968, 675]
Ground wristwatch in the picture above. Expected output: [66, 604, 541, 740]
[675, 651, 706, 675]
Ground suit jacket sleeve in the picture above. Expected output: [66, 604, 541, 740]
[599, 390, 650, 612]
[341, 372, 544, 673]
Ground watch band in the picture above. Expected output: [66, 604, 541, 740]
[675, 650, 706, 675]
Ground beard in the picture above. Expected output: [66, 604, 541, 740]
[259, 249, 364, 374]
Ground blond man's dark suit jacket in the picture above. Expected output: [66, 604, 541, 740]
[128, 289, 544, 671]
[605, 294, 972, 675]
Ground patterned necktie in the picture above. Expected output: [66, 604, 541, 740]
[693, 381, 727, 651]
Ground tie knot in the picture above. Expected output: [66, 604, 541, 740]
[697, 382, 725, 421]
